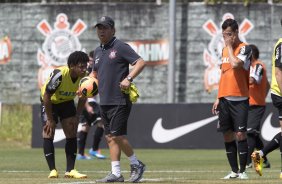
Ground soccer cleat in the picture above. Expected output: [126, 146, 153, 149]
[128, 160, 146, 182]
[263, 160, 271, 168]
[251, 151, 263, 176]
[96, 172, 124, 183]
[89, 148, 106, 159]
[48, 169, 58, 178]
[238, 172, 248, 179]
[280, 172, 282, 179]
[221, 171, 238, 179]
[64, 169, 87, 179]
[245, 163, 252, 169]
[76, 153, 92, 160]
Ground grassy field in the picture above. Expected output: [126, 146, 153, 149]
[0, 146, 282, 184]
[0, 104, 32, 147]
[1, 105, 282, 183]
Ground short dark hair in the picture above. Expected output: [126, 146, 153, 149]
[89, 50, 94, 58]
[249, 44, 259, 60]
[222, 18, 238, 32]
[67, 51, 89, 67]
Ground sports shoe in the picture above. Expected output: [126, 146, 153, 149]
[128, 160, 146, 182]
[221, 171, 238, 179]
[89, 148, 106, 159]
[251, 151, 263, 176]
[48, 169, 58, 178]
[245, 163, 252, 169]
[64, 169, 87, 179]
[76, 153, 92, 160]
[279, 172, 282, 179]
[238, 172, 248, 179]
[96, 172, 124, 183]
[263, 160, 271, 168]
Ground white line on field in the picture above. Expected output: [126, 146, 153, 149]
[49, 178, 186, 184]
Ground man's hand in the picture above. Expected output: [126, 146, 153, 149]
[120, 78, 131, 90]
[85, 103, 94, 114]
[212, 99, 219, 115]
[43, 119, 56, 136]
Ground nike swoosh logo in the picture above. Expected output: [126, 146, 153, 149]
[261, 113, 280, 141]
[152, 116, 218, 143]
[45, 153, 53, 157]
[53, 124, 87, 143]
[239, 152, 247, 155]
[54, 129, 66, 143]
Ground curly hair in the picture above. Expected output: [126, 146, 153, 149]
[67, 51, 89, 67]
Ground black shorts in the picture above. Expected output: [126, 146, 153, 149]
[79, 101, 101, 126]
[100, 103, 132, 136]
[217, 98, 249, 133]
[41, 100, 76, 125]
[271, 93, 282, 120]
[247, 105, 265, 135]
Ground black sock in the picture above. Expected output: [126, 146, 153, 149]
[92, 127, 104, 151]
[43, 138, 56, 171]
[225, 141, 238, 173]
[238, 139, 248, 173]
[280, 132, 282, 172]
[262, 132, 280, 156]
[247, 134, 256, 165]
[77, 131, 88, 155]
[255, 136, 268, 161]
[255, 136, 264, 150]
[65, 138, 77, 172]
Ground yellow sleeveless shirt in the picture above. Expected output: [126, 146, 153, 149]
[271, 38, 282, 96]
[41, 66, 82, 104]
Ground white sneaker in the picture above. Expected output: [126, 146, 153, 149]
[238, 172, 248, 179]
[221, 171, 238, 179]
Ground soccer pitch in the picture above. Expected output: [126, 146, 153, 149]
[0, 148, 281, 184]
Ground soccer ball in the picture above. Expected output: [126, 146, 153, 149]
[79, 76, 98, 98]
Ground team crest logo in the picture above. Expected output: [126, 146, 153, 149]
[202, 13, 253, 92]
[109, 50, 117, 59]
[37, 13, 87, 88]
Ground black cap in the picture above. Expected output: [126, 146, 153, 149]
[95, 16, 115, 28]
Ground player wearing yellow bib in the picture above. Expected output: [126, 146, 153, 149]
[40, 51, 88, 179]
[252, 19, 282, 178]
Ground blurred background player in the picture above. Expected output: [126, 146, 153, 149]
[246, 44, 270, 169]
[77, 50, 106, 160]
[40, 51, 88, 179]
[252, 18, 282, 178]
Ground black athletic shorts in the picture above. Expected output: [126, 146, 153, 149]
[247, 105, 265, 135]
[79, 101, 101, 126]
[271, 93, 282, 120]
[41, 100, 76, 126]
[100, 103, 132, 136]
[217, 98, 249, 133]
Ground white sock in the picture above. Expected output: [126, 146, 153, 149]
[259, 150, 264, 157]
[128, 154, 139, 165]
[111, 161, 121, 177]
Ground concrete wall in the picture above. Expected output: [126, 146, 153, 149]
[0, 2, 281, 104]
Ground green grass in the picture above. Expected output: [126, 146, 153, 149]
[0, 104, 32, 148]
[0, 105, 281, 183]
[0, 147, 282, 184]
